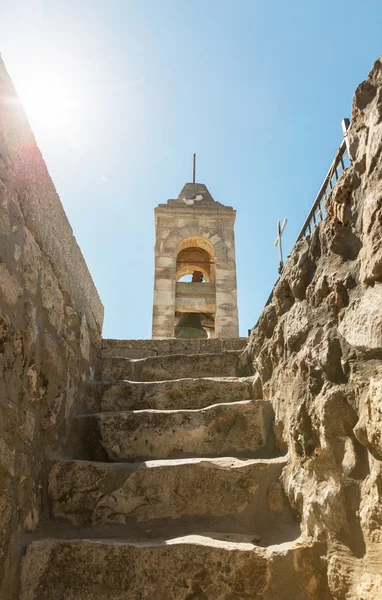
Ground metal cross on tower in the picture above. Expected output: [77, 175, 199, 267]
[274, 218, 288, 274]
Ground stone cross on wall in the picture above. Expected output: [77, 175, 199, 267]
[274, 218, 288, 274]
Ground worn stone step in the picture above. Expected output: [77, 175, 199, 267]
[48, 456, 290, 529]
[81, 399, 275, 461]
[20, 536, 327, 600]
[101, 350, 244, 382]
[93, 376, 254, 412]
[101, 337, 248, 359]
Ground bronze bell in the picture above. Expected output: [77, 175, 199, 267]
[174, 270, 208, 339]
[174, 312, 207, 339]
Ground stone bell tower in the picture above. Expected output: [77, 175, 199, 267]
[152, 182, 239, 339]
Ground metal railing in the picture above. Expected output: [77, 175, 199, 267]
[248, 118, 351, 334]
[294, 118, 351, 242]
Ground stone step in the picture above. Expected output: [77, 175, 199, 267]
[101, 350, 244, 381]
[48, 456, 290, 529]
[20, 535, 326, 600]
[101, 337, 248, 359]
[94, 376, 254, 412]
[81, 399, 275, 461]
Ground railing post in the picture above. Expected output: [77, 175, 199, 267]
[341, 118, 351, 162]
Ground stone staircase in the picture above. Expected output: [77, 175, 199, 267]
[19, 339, 324, 600]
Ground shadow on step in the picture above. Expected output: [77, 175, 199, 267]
[22, 514, 301, 549]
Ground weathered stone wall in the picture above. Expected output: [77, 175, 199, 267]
[246, 56, 382, 599]
[0, 56, 103, 597]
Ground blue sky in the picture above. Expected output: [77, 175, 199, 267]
[1, 1, 381, 338]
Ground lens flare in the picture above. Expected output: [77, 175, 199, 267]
[18, 68, 85, 135]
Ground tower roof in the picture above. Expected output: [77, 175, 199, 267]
[177, 183, 215, 204]
[157, 182, 234, 211]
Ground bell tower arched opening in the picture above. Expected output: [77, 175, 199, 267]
[174, 237, 216, 338]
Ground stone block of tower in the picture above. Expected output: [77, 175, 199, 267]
[152, 182, 239, 339]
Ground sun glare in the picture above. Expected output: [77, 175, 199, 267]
[18, 68, 85, 136]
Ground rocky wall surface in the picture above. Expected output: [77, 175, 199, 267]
[0, 56, 103, 597]
[246, 56, 382, 599]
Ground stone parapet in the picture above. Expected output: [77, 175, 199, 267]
[101, 337, 248, 359]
